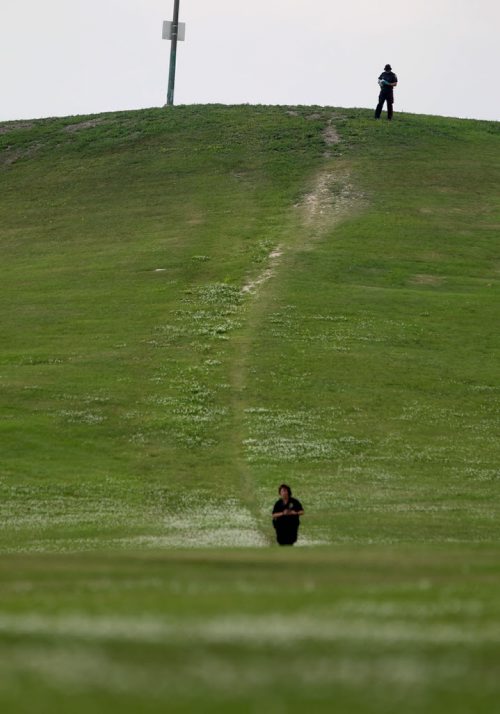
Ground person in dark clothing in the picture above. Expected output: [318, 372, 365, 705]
[272, 484, 304, 545]
[375, 64, 398, 120]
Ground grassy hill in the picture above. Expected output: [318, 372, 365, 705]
[1, 105, 499, 712]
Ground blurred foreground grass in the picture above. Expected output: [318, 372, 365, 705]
[1, 547, 500, 714]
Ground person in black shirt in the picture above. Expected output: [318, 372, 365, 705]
[375, 64, 398, 120]
[272, 484, 304, 545]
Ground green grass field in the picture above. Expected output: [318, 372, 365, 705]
[1, 105, 499, 712]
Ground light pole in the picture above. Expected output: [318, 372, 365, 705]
[166, 0, 181, 106]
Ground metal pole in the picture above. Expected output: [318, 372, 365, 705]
[167, 0, 180, 106]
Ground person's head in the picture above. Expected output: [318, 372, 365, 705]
[279, 484, 292, 501]
[384, 64, 392, 71]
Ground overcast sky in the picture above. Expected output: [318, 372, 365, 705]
[1, 0, 499, 122]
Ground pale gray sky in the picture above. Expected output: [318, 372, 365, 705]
[1, 0, 499, 122]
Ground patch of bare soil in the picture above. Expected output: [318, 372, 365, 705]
[322, 123, 341, 145]
[410, 274, 445, 286]
[0, 122, 34, 135]
[63, 119, 108, 133]
[298, 169, 364, 232]
[241, 247, 284, 294]
[0, 142, 43, 167]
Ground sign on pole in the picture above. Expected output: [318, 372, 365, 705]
[162, 21, 186, 42]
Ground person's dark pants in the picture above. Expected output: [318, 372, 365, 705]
[274, 520, 299, 546]
[375, 91, 394, 120]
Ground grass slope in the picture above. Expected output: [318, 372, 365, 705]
[0, 105, 499, 712]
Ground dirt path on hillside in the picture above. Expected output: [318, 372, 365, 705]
[242, 159, 364, 294]
[232, 119, 365, 543]
[299, 166, 363, 235]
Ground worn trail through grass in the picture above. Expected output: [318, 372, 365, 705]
[230, 121, 362, 544]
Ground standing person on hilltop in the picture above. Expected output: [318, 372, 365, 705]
[272, 484, 304, 546]
[375, 64, 398, 120]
